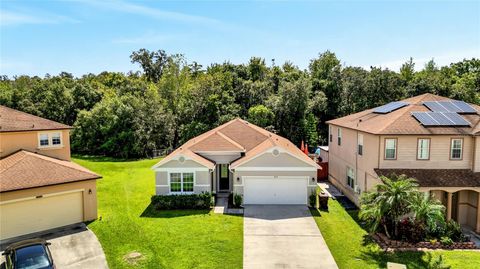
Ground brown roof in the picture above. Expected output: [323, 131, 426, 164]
[0, 150, 101, 192]
[153, 118, 319, 169]
[327, 94, 480, 135]
[375, 168, 480, 187]
[0, 105, 72, 133]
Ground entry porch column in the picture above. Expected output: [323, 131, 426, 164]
[447, 192, 453, 221]
[476, 191, 480, 233]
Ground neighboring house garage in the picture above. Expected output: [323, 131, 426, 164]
[0, 150, 101, 241]
[152, 118, 319, 205]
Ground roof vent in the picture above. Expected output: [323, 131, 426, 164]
[272, 149, 280, 157]
[179, 156, 186, 163]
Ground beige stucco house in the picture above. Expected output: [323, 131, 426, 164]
[0, 105, 101, 241]
[327, 93, 480, 233]
[152, 118, 320, 205]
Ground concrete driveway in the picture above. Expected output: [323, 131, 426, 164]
[244, 205, 338, 269]
[1, 224, 108, 269]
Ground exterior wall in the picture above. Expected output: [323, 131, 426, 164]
[159, 159, 206, 168]
[0, 130, 71, 160]
[232, 170, 317, 200]
[155, 169, 212, 195]
[197, 153, 241, 164]
[327, 124, 380, 206]
[239, 152, 313, 168]
[379, 135, 474, 169]
[474, 136, 480, 172]
[0, 179, 97, 221]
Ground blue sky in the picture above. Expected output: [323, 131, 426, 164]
[1, 0, 479, 77]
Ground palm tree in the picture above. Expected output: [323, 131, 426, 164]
[359, 174, 419, 238]
[410, 192, 445, 232]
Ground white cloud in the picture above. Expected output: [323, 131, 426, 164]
[372, 48, 480, 71]
[78, 0, 221, 26]
[0, 10, 80, 27]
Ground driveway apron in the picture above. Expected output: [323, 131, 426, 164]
[243, 205, 338, 269]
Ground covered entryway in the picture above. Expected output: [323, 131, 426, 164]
[243, 176, 307, 204]
[0, 190, 84, 240]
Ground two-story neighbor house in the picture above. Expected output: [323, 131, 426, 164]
[327, 93, 480, 233]
[152, 118, 320, 205]
[0, 105, 101, 241]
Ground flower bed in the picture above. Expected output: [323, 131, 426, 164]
[372, 233, 477, 251]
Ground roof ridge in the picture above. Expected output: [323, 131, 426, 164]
[216, 131, 245, 151]
[0, 150, 28, 173]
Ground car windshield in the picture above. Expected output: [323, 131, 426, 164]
[14, 244, 51, 269]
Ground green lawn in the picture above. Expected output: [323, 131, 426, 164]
[73, 157, 243, 269]
[311, 200, 480, 269]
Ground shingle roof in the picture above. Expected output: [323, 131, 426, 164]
[327, 94, 480, 135]
[153, 118, 319, 169]
[374, 168, 480, 187]
[0, 105, 72, 133]
[0, 150, 101, 192]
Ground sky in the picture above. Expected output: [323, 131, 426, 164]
[1, 0, 479, 77]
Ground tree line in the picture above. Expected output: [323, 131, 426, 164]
[1, 50, 479, 158]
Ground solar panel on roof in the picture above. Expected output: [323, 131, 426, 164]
[451, 101, 477, 113]
[411, 112, 471, 126]
[423, 101, 477, 114]
[423, 101, 451, 113]
[444, 112, 471, 126]
[373, 101, 409, 114]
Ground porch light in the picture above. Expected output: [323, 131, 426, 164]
[312, 177, 315, 182]
[237, 177, 240, 182]
[88, 189, 92, 194]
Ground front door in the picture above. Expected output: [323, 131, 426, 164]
[219, 164, 230, 191]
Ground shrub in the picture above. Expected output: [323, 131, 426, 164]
[233, 193, 243, 207]
[440, 236, 453, 246]
[151, 192, 213, 210]
[443, 220, 466, 242]
[398, 217, 426, 243]
[309, 191, 317, 207]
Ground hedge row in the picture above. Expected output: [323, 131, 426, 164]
[151, 192, 214, 210]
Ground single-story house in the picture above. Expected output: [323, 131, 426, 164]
[152, 118, 320, 205]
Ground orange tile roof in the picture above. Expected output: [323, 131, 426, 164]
[0, 150, 101, 192]
[153, 118, 319, 169]
[327, 93, 480, 135]
[0, 105, 72, 133]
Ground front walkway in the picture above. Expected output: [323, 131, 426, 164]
[243, 205, 338, 269]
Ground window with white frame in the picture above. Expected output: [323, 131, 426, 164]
[450, 139, 463, 160]
[170, 172, 194, 193]
[384, 138, 397, 160]
[417, 138, 430, 160]
[38, 132, 62, 147]
[337, 128, 342, 146]
[346, 167, 355, 188]
[358, 134, 363, 156]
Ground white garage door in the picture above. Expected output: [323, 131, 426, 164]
[0, 190, 84, 240]
[244, 176, 307, 204]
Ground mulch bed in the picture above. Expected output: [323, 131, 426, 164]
[372, 233, 478, 252]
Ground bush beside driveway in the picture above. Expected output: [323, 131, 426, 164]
[74, 157, 243, 269]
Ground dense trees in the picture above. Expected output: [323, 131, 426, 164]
[1, 50, 479, 158]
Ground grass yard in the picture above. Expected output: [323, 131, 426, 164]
[73, 157, 243, 269]
[311, 200, 480, 269]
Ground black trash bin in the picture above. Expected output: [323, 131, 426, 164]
[318, 193, 329, 210]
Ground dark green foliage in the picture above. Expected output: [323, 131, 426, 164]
[1, 50, 478, 158]
[151, 192, 213, 210]
[233, 193, 243, 207]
